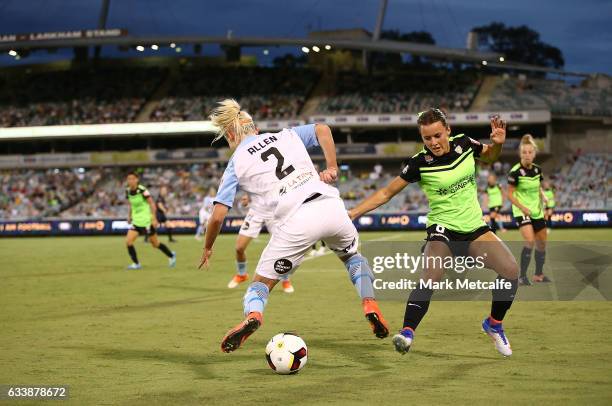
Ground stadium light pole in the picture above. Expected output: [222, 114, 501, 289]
[365, 0, 388, 70]
[94, 0, 111, 59]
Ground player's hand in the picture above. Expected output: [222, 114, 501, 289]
[347, 209, 357, 220]
[319, 167, 338, 184]
[490, 115, 506, 145]
[198, 248, 213, 270]
[521, 207, 531, 217]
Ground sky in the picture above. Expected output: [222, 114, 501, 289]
[0, 0, 610, 74]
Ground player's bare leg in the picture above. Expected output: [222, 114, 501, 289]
[469, 232, 519, 356]
[229, 235, 252, 288]
[125, 230, 141, 269]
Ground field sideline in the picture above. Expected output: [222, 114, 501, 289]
[1, 229, 611, 405]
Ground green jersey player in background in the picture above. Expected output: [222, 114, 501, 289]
[507, 134, 551, 285]
[125, 172, 177, 270]
[350, 108, 519, 357]
[485, 174, 506, 233]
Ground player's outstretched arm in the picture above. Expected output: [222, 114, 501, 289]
[199, 203, 229, 269]
[348, 176, 409, 220]
[479, 116, 506, 163]
[315, 124, 338, 184]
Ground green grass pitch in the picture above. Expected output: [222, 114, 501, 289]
[1, 229, 611, 405]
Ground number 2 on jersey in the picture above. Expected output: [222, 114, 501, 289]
[261, 147, 295, 180]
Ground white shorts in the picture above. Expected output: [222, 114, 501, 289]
[199, 209, 210, 226]
[255, 195, 359, 280]
[239, 209, 275, 239]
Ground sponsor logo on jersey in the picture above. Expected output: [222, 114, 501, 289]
[455, 145, 463, 154]
[436, 173, 476, 195]
[520, 168, 526, 176]
[274, 258, 293, 274]
[402, 165, 409, 174]
[424, 155, 433, 163]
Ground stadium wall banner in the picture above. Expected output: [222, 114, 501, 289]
[0, 29, 127, 43]
[309, 110, 551, 127]
[0, 210, 609, 236]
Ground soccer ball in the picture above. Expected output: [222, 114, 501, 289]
[265, 333, 308, 374]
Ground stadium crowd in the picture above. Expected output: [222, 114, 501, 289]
[2, 152, 607, 221]
[0, 67, 165, 127]
[149, 66, 319, 121]
[316, 69, 481, 114]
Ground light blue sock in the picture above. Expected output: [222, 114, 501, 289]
[243, 282, 269, 316]
[236, 261, 247, 276]
[195, 225, 203, 236]
[345, 254, 375, 299]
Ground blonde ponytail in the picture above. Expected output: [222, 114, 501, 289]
[209, 99, 257, 144]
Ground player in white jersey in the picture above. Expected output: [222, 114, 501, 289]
[228, 194, 295, 293]
[195, 188, 216, 241]
[198, 99, 389, 353]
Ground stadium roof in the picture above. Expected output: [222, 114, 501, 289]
[0, 35, 501, 64]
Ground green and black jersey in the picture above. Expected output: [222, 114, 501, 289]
[486, 184, 503, 208]
[126, 184, 153, 227]
[543, 188, 555, 209]
[507, 163, 544, 219]
[400, 134, 486, 233]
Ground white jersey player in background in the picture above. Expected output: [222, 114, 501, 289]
[228, 193, 295, 293]
[195, 188, 216, 241]
[198, 99, 389, 353]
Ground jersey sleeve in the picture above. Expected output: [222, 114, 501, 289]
[291, 124, 319, 149]
[507, 169, 519, 186]
[467, 136, 484, 157]
[399, 156, 421, 183]
[214, 159, 239, 208]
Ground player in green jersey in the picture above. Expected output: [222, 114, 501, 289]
[485, 174, 506, 233]
[542, 179, 555, 232]
[125, 172, 177, 270]
[349, 108, 519, 357]
[507, 134, 550, 285]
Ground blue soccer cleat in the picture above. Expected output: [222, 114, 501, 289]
[482, 317, 512, 357]
[392, 327, 414, 355]
[126, 263, 142, 270]
[169, 252, 177, 268]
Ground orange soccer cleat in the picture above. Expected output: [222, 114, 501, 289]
[281, 279, 295, 293]
[362, 298, 389, 338]
[227, 273, 249, 289]
[220, 311, 263, 353]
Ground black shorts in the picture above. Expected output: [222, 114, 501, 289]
[424, 224, 491, 257]
[514, 216, 546, 232]
[489, 206, 501, 214]
[130, 224, 157, 236]
[157, 211, 168, 223]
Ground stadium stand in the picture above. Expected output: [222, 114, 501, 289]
[316, 68, 482, 114]
[483, 74, 612, 117]
[149, 66, 319, 121]
[0, 168, 107, 220]
[0, 67, 166, 127]
[4, 152, 606, 221]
